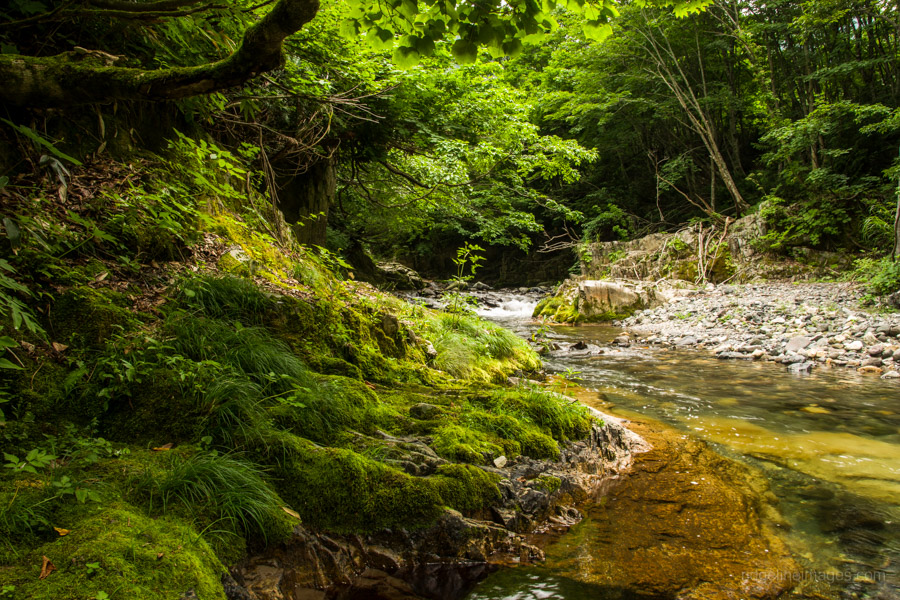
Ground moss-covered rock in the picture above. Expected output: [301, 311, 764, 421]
[0, 503, 227, 600]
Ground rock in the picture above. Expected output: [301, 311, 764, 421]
[788, 362, 814, 373]
[340, 568, 419, 600]
[613, 335, 631, 346]
[222, 573, 256, 600]
[219, 245, 254, 276]
[867, 344, 884, 356]
[784, 336, 812, 353]
[674, 336, 697, 347]
[858, 365, 884, 374]
[882, 370, 900, 379]
[409, 403, 443, 420]
[844, 340, 864, 351]
[472, 281, 492, 291]
[376, 262, 426, 290]
[861, 357, 883, 368]
[493, 455, 508, 468]
[718, 352, 754, 360]
[571, 340, 588, 350]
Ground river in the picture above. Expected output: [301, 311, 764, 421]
[466, 294, 900, 600]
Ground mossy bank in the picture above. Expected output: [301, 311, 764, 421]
[0, 136, 634, 599]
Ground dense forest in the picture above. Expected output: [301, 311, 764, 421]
[1, 0, 900, 597]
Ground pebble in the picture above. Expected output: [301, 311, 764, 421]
[618, 282, 900, 383]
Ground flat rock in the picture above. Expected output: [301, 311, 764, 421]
[784, 336, 812, 353]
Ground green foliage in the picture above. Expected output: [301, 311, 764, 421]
[0, 260, 43, 336]
[424, 313, 540, 381]
[179, 275, 274, 324]
[852, 257, 900, 297]
[138, 452, 290, 544]
[3, 448, 55, 475]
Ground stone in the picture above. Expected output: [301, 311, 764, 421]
[472, 281, 492, 291]
[858, 365, 884, 374]
[882, 371, 900, 379]
[844, 340, 864, 351]
[868, 344, 885, 356]
[861, 357, 883, 368]
[788, 361, 814, 373]
[409, 403, 443, 420]
[717, 352, 754, 360]
[493, 455, 508, 468]
[784, 336, 812, 353]
[674, 336, 697, 347]
[376, 262, 426, 290]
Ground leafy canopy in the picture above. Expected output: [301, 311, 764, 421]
[339, 0, 710, 68]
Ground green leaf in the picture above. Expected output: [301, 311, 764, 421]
[392, 45, 422, 69]
[0, 119, 82, 166]
[501, 39, 523, 57]
[451, 39, 478, 64]
[0, 358, 22, 370]
[2, 217, 21, 249]
[583, 20, 612, 41]
[367, 27, 395, 50]
[397, 0, 418, 20]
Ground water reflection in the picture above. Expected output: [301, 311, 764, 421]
[471, 304, 900, 600]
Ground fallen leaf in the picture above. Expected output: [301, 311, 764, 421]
[281, 506, 301, 520]
[53, 527, 70, 536]
[364, 381, 376, 390]
[156, 552, 165, 560]
[94, 271, 108, 282]
[39, 556, 56, 579]
[152, 443, 174, 451]
[51, 342, 69, 353]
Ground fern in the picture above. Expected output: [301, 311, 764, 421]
[0, 260, 43, 336]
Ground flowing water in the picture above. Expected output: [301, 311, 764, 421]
[466, 294, 900, 600]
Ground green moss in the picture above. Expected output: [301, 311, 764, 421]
[533, 296, 561, 318]
[431, 464, 501, 513]
[217, 250, 253, 277]
[273, 437, 444, 532]
[268, 374, 389, 444]
[432, 424, 499, 464]
[533, 475, 561, 493]
[0, 503, 226, 600]
[101, 367, 200, 444]
[49, 287, 139, 348]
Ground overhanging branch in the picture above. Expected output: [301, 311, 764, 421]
[0, 0, 320, 108]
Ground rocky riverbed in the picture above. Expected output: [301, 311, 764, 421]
[613, 282, 900, 379]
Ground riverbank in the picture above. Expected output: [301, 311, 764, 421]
[611, 281, 900, 379]
[468, 388, 803, 600]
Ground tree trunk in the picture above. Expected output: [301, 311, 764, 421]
[893, 179, 900, 261]
[279, 157, 335, 247]
[0, 0, 319, 108]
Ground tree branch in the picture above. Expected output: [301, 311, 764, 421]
[0, 0, 320, 108]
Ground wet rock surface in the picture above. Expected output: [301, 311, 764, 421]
[614, 282, 900, 381]
[229, 417, 637, 600]
[517, 400, 800, 600]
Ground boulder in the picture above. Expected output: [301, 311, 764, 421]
[375, 262, 426, 290]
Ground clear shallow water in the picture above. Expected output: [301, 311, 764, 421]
[471, 298, 900, 600]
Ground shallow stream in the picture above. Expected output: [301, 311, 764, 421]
[467, 295, 900, 600]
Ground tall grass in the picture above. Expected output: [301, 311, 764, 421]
[180, 275, 272, 323]
[424, 313, 539, 381]
[139, 452, 287, 543]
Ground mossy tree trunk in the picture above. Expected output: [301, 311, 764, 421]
[0, 0, 319, 108]
[279, 157, 335, 246]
